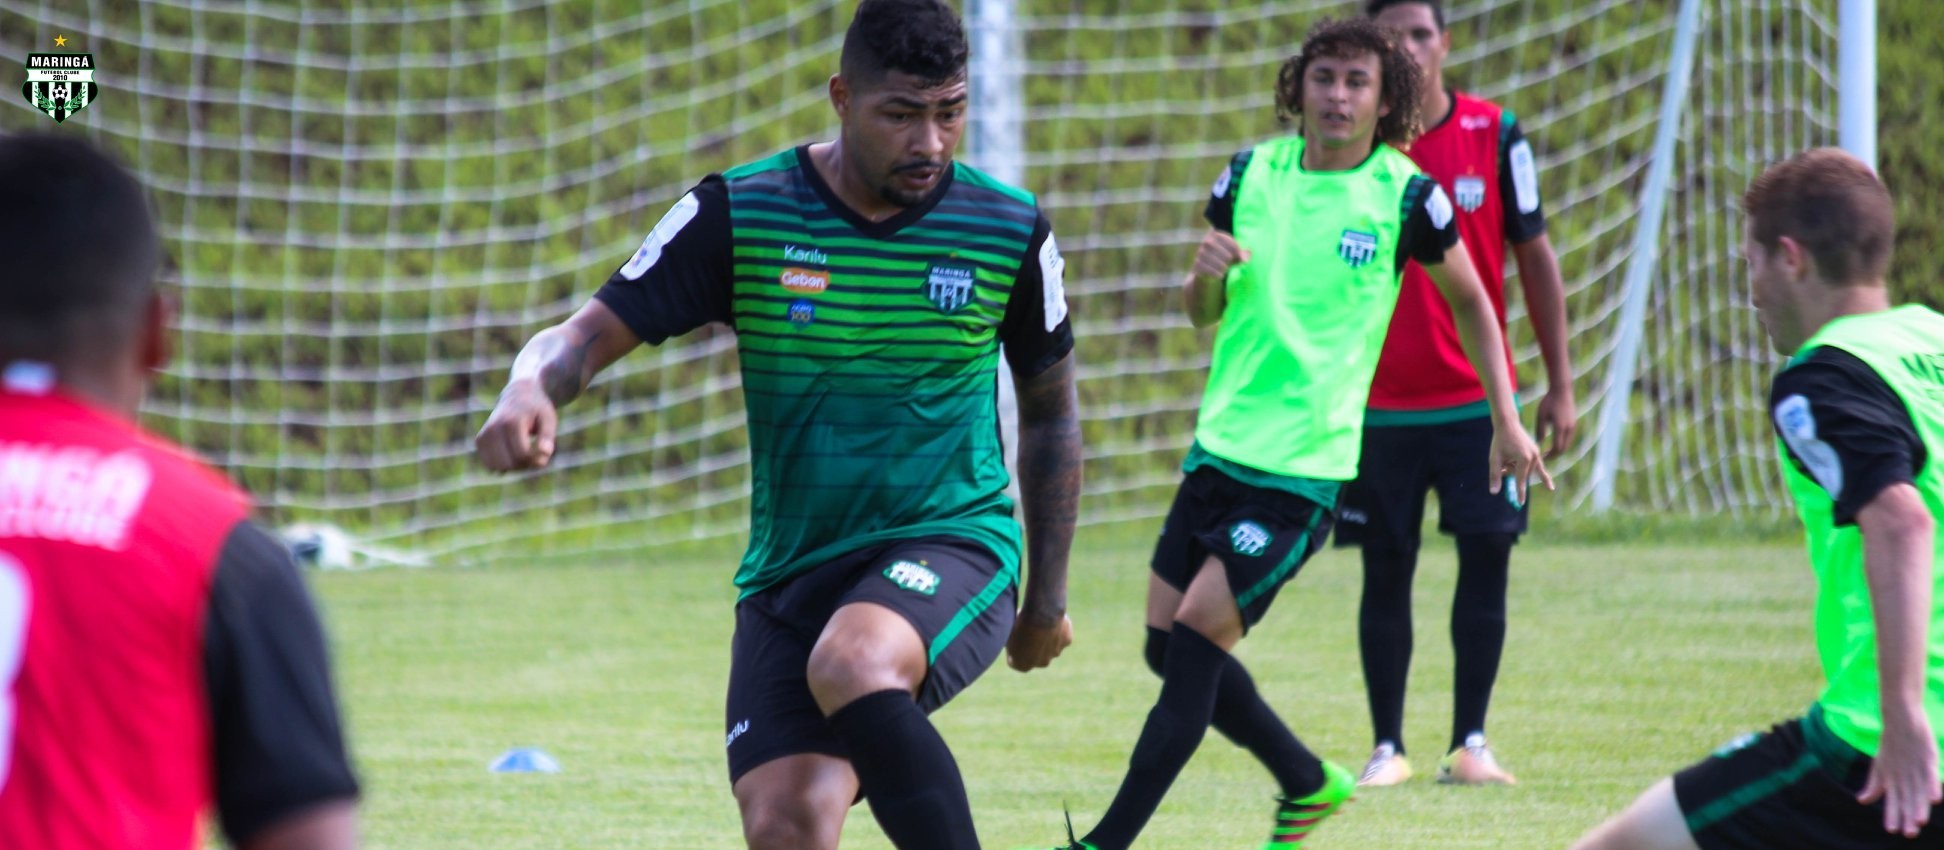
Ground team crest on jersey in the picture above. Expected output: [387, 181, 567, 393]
[1230, 521, 1272, 557]
[1454, 176, 1487, 213]
[1338, 230, 1378, 269]
[924, 262, 976, 313]
[22, 49, 98, 124]
[884, 560, 940, 595]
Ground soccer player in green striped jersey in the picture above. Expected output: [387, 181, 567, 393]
[475, 3, 1080, 849]
[1043, 19, 1547, 850]
[1573, 150, 1944, 850]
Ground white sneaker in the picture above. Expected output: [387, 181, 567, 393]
[1437, 733, 1517, 786]
[1357, 742, 1414, 787]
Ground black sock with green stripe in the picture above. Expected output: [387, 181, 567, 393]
[827, 689, 979, 850]
[1145, 626, 1325, 797]
[1085, 622, 1227, 850]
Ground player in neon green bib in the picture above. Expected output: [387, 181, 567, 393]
[1574, 150, 1944, 850]
[1043, 19, 1547, 850]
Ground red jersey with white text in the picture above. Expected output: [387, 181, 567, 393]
[0, 377, 357, 850]
[1366, 91, 1548, 410]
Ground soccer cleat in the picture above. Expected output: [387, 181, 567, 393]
[1356, 742, 1414, 787]
[1263, 759, 1356, 848]
[1436, 733, 1517, 786]
[1020, 806, 1098, 850]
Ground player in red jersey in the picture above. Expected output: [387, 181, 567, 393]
[0, 135, 360, 850]
[1339, 0, 1578, 787]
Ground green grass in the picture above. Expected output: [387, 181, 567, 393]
[320, 535, 1817, 849]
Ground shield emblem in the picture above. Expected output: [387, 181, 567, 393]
[1338, 230, 1378, 269]
[924, 262, 976, 313]
[1455, 176, 1486, 213]
[1230, 521, 1272, 557]
[21, 53, 98, 124]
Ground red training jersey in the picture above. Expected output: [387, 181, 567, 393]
[0, 372, 357, 850]
[1366, 91, 1548, 411]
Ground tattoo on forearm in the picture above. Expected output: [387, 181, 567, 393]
[512, 327, 603, 408]
[539, 330, 600, 406]
[1013, 356, 1082, 618]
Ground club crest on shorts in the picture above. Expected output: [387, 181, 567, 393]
[1454, 176, 1487, 213]
[924, 262, 976, 313]
[22, 48, 98, 124]
[1337, 230, 1377, 269]
[1229, 521, 1272, 557]
[883, 560, 940, 595]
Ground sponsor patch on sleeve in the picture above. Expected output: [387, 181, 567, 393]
[1509, 139, 1540, 214]
[1039, 232, 1069, 332]
[1425, 183, 1454, 230]
[1211, 166, 1233, 200]
[1774, 393, 1844, 499]
[619, 192, 701, 280]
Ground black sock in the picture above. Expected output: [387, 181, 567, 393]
[1358, 543, 1417, 753]
[1145, 627, 1324, 798]
[1451, 532, 1513, 751]
[1213, 650, 1326, 797]
[1084, 623, 1226, 850]
[826, 689, 979, 850]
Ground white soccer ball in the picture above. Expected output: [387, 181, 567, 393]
[281, 522, 355, 570]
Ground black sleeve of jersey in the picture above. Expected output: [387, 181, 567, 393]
[1770, 347, 1926, 526]
[591, 176, 734, 344]
[998, 211, 1076, 378]
[204, 520, 360, 846]
[1397, 175, 1461, 271]
[1202, 150, 1253, 233]
[1498, 118, 1549, 244]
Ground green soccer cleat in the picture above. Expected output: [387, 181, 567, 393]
[1263, 760, 1356, 848]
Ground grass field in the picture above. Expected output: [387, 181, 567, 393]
[320, 529, 1818, 849]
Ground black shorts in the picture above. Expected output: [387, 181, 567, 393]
[1334, 415, 1527, 551]
[1150, 466, 1334, 631]
[723, 535, 1015, 784]
[1672, 709, 1944, 850]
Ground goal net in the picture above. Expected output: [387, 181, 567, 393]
[0, 0, 1841, 564]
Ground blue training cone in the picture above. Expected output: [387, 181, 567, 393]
[490, 747, 562, 774]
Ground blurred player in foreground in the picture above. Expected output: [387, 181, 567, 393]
[0, 134, 360, 849]
[474, 2, 1081, 848]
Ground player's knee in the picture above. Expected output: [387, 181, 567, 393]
[1457, 531, 1515, 559]
[1143, 626, 1168, 677]
[805, 640, 921, 714]
[740, 795, 839, 850]
[1361, 542, 1419, 584]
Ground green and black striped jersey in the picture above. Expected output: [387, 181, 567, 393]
[595, 146, 1073, 597]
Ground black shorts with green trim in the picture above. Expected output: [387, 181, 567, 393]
[1150, 466, 1334, 631]
[1672, 707, 1943, 850]
[723, 534, 1014, 783]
